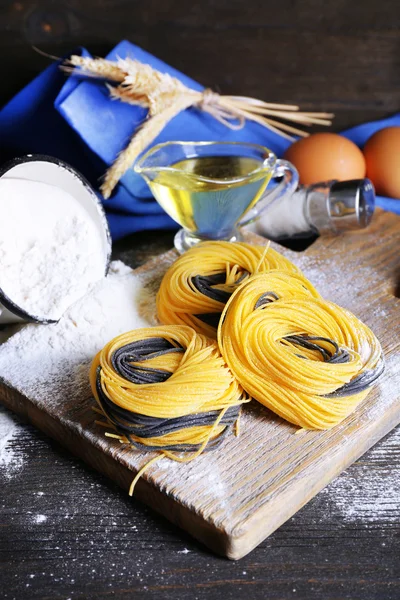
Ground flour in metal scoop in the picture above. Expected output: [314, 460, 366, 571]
[0, 261, 152, 402]
[0, 178, 106, 321]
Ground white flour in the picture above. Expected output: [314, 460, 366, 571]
[0, 177, 106, 321]
[321, 425, 400, 523]
[0, 261, 151, 397]
[32, 514, 47, 524]
[0, 260, 151, 479]
[0, 407, 24, 478]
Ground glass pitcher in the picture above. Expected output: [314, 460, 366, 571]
[134, 141, 298, 253]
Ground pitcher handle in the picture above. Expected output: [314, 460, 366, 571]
[238, 159, 299, 227]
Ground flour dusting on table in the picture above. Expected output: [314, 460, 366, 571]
[0, 406, 24, 479]
[322, 425, 400, 523]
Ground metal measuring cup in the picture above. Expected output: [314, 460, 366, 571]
[0, 155, 111, 325]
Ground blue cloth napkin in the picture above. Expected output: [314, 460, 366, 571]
[0, 40, 399, 240]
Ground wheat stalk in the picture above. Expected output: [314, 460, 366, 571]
[100, 95, 195, 198]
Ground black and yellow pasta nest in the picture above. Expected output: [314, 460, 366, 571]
[217, 271, 384, 430]
[90, 325, 249, 474]
[156, 240, 299, 338]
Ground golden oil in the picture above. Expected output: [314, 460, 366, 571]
[147, 155, 271, 237]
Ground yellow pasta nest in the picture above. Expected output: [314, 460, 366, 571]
[157, 240, 300, 337]
[90, 325, 248, 491]
[217, 272, 384, 430]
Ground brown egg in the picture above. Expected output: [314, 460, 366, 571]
[363, 126, 400, 198]
[284, 133, 366, 185]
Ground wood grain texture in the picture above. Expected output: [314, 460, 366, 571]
[1, 410, 398, 600]
[1, 0, 400, 129]
[1, 0, 400, 594]
[0, 209, 399, 562]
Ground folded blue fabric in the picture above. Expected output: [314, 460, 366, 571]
[0, 39, 398, 240]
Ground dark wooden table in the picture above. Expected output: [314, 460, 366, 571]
[1, 1, 399, 598]
[1, 0, 400, 128]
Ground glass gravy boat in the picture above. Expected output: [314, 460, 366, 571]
[134, 141, 298, 253]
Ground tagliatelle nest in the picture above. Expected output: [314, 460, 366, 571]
[62, 55, 334, 198]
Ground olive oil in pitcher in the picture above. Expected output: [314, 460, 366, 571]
[147, 155, 271, 238]
[134, 141, 299, 253]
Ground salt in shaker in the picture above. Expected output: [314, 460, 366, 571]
[254, 179, 375, 240]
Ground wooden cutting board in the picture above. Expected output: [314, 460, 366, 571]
[0, 209, 399, 560]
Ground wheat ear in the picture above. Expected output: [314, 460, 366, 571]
[100, 95, 196, 198]
[63, 56, 126, 82]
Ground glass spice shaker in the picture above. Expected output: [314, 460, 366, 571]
[253, 179, 375, 241]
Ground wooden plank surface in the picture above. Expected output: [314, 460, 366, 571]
[1, 0, 400, 595]
[1, 0, 400, 131]
[0, 210, 399, 561]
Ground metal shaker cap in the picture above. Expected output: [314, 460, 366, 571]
[328, 179, 375, 230]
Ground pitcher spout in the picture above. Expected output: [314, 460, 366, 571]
[134, 141, 199, 182]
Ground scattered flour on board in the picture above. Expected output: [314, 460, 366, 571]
[294, 253, 373, 303]
[0, 260, 151, 479]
